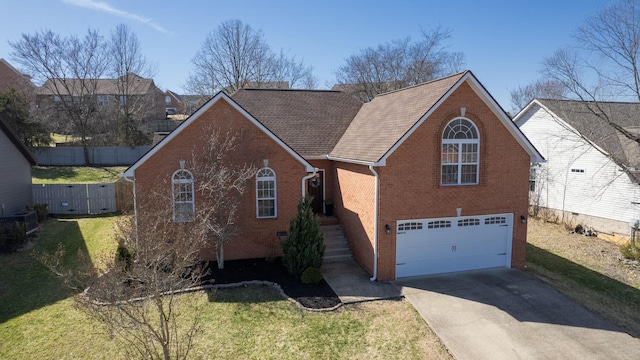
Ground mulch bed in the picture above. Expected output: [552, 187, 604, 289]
[201, 258, 341, 310]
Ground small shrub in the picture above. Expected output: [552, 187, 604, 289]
[281, 196, 325, 278]
[115, 243, 135, 271]
[0, 222, 26, 253]
[620, 242, 640, 261]
[33, 203, 49, 222]
[300, 267, 323, 284]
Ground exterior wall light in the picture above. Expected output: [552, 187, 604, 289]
[385, 224, 391, 234]
[520, 215, 526, 224]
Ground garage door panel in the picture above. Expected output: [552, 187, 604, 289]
[396, 214, 513, 278]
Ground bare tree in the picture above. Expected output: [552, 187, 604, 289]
[190, 127, 256, 269]
[10, 29, 110, 163]
[509, 79, 567, 114]
[333, 26, 465, 102]
[186, 19, 316, 96]
[541, 0, 640, 145]
[109, 24, 158, 146]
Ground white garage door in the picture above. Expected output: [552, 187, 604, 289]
[396, 213, 513, 278]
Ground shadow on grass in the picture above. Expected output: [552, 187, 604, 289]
[526, 244, 640, 309]
[31, 166, 79, 181]
[0, 218, 93, 323]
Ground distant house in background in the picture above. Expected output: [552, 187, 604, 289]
[0, 117, 37, 216]
[0, 59, 36, 103]
[514, 99, 640, 236]
[36, 73, 166, 123]
[164, 90, 183, 115]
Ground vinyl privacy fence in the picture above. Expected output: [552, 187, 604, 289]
[32, 146, 151, 166]
[32, 183, 117, 214]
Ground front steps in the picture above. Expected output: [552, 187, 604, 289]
[321, 224, 353, 263]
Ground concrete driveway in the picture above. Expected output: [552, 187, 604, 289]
[392, 268, 640, 360]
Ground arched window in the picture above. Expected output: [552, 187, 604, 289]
[441, 118, 479, 185]
[165, 95, 171, 106]
[172, 169, 194, 222]
[256, 168, 277, 218]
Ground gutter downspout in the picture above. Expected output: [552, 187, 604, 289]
[369, 165, 379, 281]
[122, 173, 139, 255]
[301, 168, 319, 197]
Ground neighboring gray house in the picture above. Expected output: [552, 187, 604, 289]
[0, 118, 37, 216]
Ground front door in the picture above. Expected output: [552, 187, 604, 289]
[307, 171, 324, 214]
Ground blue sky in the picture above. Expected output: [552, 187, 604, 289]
[0, 0, 612, 109]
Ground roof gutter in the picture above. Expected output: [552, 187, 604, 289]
[326, 154, 385, 167]
[368, 165, 379, 282]
[301, 168, 319, 197]
[121, 173, 139, 255]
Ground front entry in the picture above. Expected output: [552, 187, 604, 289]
[307, 171, 324, 214]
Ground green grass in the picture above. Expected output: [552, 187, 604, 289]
[527, 243, 640, 337]
[0, 216, 450, 359]
[32, 166, 127, 184]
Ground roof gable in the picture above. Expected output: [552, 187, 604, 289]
[231, 89, 363, 157]
[124, 92, 314, 177]
[518, 99, 640, 169]
[0, 118, 37, 165]
[330, 71, 544, 165]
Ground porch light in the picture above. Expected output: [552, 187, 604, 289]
[385, 224, 391, 234]
[520, 215, 526, 224]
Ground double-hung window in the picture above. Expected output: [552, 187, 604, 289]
[441, 118, 480, 185]
[256, 168, 277, 218]
[172, 169, 194, 222]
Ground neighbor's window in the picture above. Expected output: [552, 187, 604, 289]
[529, 167, 537, 192]
[165, 95, 172, 105]
[256, 167, 277, 218]
[97, 95, 109, 106]
[441, 118, 479, 185]
[172, 169, 194, 222]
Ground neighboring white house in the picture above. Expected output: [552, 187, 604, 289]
[514, 99, 640, 236]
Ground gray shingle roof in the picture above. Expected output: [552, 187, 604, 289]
[231, 89, 363, 157]
[538, 99, 640, 170]
[37, 73, 156, 96]
[330, 71, 467, 162]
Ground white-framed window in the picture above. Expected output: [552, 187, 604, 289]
[172, 169, 194, 222]
[165, 95, 172, 106]
[398, 222, 423, 231]
[97, 95, 109, 106]
[120, 95, 127, 105]
[571, 168, 585, 174]
[441, 118, 480, 185]
[485, 216, 506, 225]
[427, 220, 452, 229]
[256, 167, 277, 218]
[458, 218, 480, 226]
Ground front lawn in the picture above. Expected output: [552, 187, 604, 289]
[0, 216, 452, 359]
[526, 218, 640, 337]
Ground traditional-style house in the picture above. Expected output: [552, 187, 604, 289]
[125, 71, 543, 280]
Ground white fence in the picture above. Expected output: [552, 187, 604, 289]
[32, 146, 151, 166]
[32, 183, 116, 214]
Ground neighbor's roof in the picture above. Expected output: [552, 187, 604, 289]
[534, 99, 640, 169]
[0, 117, 37, 165]
[37, 73, 157, 96]
[231, 89, 363, 157]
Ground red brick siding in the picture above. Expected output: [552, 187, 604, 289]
[376, 82, 530, 280]
[333, 162, 376, 274]
[135, 99, 308, 262]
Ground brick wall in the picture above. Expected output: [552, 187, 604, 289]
[333, 162, 376, 274]
[135, 98, 308, 263]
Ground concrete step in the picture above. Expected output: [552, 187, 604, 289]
[321, 224, 353, 263]
[324, 253, 353, 263]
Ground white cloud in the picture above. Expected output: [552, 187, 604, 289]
[62, 0, 172, 34]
